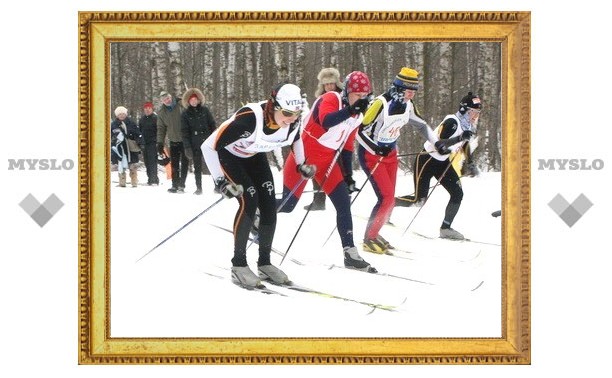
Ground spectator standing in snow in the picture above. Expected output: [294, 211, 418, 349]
[277, 71, 377, 273]
[156, 91, 188, 193]
[302, 67, 344, 212]
[202, 83, 315, 288]
[356, 67, 439, 254]
[111, 106, 142, 187]
[395, 92, 482, 240]
[138, 102, 159, 185]
[181, 87, 216, 195]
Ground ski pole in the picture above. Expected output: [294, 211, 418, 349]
[276, 176, 307, 212]
[321, 155, 384, 247]
[401, 142, 466, 236]
[246, 162, 310, 251]
[136, 196, 224, 262]
[396, 150, 433, 159]
[280, 145, 346, 265]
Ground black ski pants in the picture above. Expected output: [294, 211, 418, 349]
[219, 149, 277, 267]
[413, 153, 464, 227]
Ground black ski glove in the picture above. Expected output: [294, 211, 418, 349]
[375, 145, 393, 157]
[434, 140, 452, 155]
[344, 175, 358, 193]
[297, 163, 317, 179]
[214, 177, 244, 199]
[157, 143, 165, 155]
[460, 130, 474, 141]
[348, 97, 369, 115]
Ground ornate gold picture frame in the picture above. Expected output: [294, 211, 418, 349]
[78, 11, 530, 364]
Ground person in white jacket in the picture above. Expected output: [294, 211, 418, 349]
[202, 83, 316, 288]
[395, 92, 481, 240]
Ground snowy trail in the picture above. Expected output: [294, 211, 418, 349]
[109, 169, 501, 338]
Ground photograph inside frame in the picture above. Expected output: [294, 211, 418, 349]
[109, 40, 502, 338]
[79, 11, 530, 364]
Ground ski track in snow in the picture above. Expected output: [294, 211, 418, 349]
[110, 168, 502, 338]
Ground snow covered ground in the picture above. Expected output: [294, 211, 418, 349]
[110, 164, 501, 339]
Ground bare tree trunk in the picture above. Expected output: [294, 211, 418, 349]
[477, 43, 502, 171]
[167, 42, 184, 98]
[112, 41, 503, 172]
[153, 42, 169, 102]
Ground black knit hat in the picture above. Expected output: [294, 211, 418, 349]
[459, 92, 482, 114]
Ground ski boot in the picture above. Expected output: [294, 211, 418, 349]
[258, 264, 290, 284]
[231, 266, 262, 288]
[440, 227, 465, 240]
[343, 246, 377, 273]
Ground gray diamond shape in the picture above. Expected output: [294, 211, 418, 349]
[548, 194, 569, 215]
[19, 194, 41, 215]
[42, 194, 64, 215]
[571, 193, 593, 214]
[30, 206, 54, 227]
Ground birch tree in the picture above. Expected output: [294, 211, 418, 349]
[110, 41, 503, 172]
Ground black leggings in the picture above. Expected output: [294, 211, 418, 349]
[413, 153, 463, 227]
[219, 149, 277, 267]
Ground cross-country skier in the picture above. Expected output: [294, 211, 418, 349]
[356, 67, 440, 254]
[277, 71, 378, 273]
[201, 83, 316, 288]
[395, 92, 482, 240]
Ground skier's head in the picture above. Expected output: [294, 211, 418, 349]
[114, 106, 128, 120]
[342, 71, 371, 106]
[269, 83, 303, 128]
[315, 67, 343, 97]
[458, 92, 482, 123]
[389, 67, 419, 103]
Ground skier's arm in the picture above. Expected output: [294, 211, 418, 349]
[357, 99, 384, 152]
[291, 134, 306, 166]
[201, 109, 256, 180]
[319, 95, 352, 129]
[408, 111, 438, 144]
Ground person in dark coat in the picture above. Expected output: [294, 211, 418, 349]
[181, 88, 216, 195]
[138, 102, 159, 185]
[111, 106, 142, 187]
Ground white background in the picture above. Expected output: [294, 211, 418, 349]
[2, 0, 610, 376]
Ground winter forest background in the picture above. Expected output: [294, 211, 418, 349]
[110, 41, 502, 172]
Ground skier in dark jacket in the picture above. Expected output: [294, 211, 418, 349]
[138, 102, 159, 185]
[181, 88, 216, 195]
